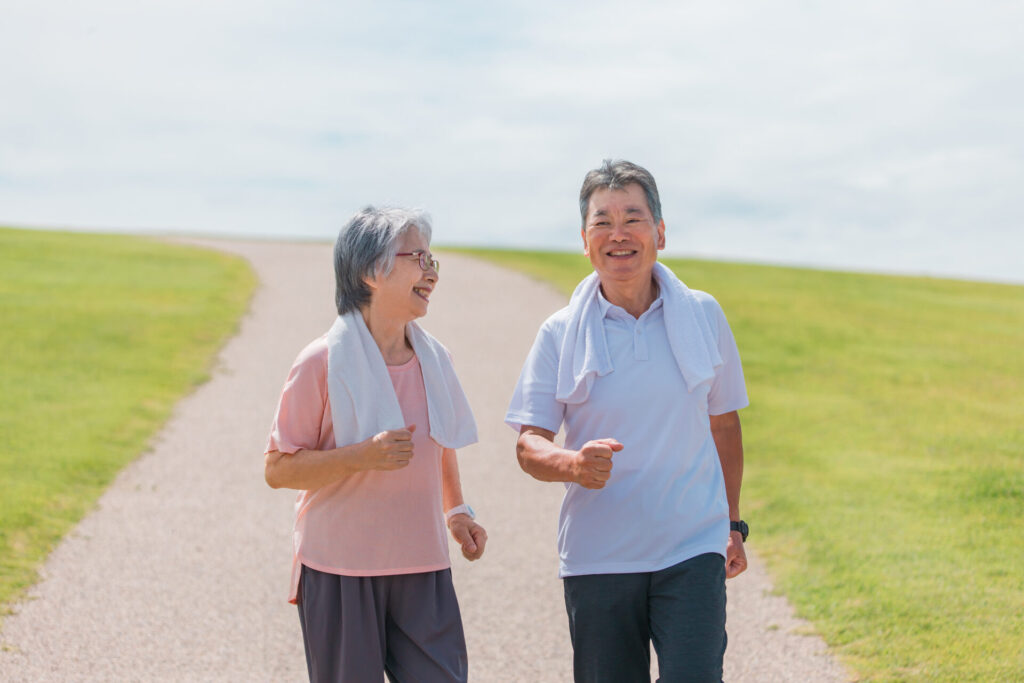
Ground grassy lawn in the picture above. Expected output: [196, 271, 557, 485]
[0, 227, 255, 614]
[450, 247, 1024, 682]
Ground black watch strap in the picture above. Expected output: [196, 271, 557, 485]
[730, 520, 749, 542]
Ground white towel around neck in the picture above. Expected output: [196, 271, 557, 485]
[326, 311, 477, 449]
[555, 261, 724, 404]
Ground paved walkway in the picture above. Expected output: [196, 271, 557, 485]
[0, 240, 849, 681]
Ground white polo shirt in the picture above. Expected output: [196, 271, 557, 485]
[506, 287, 748, 577]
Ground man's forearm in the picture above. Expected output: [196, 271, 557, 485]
[710, 411, 744, 520]
[516, 429, 577, 483]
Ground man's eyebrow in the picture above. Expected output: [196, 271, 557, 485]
[625, 206, 645, 214]
[591, 208, 609, 217]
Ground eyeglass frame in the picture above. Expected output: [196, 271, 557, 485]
[394, 250, 440, 273]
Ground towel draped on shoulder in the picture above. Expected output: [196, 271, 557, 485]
[326, 311, 478, 449]
[555, 261, 723, 404]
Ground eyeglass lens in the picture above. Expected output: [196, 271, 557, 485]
[420, 252, 439, 272]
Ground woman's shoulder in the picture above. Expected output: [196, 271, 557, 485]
[408, 323, 455, 362]
[291, 334, 330, 373]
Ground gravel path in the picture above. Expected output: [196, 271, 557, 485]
[0, 240, 849, 682]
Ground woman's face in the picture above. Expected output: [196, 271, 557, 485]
[366, 229, 438, 322]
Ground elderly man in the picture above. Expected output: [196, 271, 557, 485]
[506, 159, 749, 682]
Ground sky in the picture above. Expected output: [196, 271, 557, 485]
[2, 0, 1023, 283]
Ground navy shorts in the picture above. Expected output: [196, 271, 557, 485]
[563, 552, 727, 683]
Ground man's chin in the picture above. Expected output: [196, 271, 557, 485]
[596, 262, 651, 280]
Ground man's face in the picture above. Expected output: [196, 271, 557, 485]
[582, 183, 666, 286]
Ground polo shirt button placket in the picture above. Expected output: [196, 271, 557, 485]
[634, 325, 648, 361]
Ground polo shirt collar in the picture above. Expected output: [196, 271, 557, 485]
[596, 282, 665, 320]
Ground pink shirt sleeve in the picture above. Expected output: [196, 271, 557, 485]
[266, 337, 330, 455]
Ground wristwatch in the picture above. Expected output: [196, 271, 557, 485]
[730, 520, 749, 542]
[445, 504, 475, 524]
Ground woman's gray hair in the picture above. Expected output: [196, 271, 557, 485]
[333, 206, 433, 315]
[578, 159, 663, 226]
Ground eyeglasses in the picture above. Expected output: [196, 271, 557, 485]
[395, 250, 440, 273]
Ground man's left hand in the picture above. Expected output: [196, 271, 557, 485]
[725, 530, 748, 578]
[449, 515, 487, 561]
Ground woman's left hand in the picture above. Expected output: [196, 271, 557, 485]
[448, 516, 487, 561]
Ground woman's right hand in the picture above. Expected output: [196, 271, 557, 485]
[363, 425, 416, 470]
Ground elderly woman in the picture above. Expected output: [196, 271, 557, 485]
[264, 206, 486, 683]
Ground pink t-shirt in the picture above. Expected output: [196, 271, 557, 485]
[266, 335, 450, 603]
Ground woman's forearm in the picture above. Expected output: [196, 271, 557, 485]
[440, 448, 466, 513]
[264, 440, 370, 490]
[265, 425, 420, 490]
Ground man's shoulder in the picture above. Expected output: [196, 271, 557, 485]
[538, 304, 573, 334]
[687, 287, 718, 306]
[687, 288, 725, 320]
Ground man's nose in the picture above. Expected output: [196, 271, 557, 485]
[609, 221, 629, 240]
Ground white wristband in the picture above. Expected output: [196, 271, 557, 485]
[445, 504, 475, 523]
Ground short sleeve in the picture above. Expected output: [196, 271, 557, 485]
[706, 301, 749, 416]
[266, 340, 329, 455]
[505, 318, 566, 434]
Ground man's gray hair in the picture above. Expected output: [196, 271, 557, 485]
[578, 159, 662, 226]
[333, 206, 433, 315]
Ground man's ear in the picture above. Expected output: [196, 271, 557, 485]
[656, 220, 666, 250]
[581, 227, 590, 256]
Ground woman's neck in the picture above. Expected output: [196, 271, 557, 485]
[360, 306, 414, 365]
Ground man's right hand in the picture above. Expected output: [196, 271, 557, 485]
[570, 438, 624, 489]
[364, 425, 416, 470]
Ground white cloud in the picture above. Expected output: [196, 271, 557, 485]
[1, 0, 1022, 282]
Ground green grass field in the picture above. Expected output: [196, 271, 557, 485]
[0, 227, 255, 614]
[451, 247, 1024, 682]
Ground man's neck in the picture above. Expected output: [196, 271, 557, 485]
[599, 275, 659, 319]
